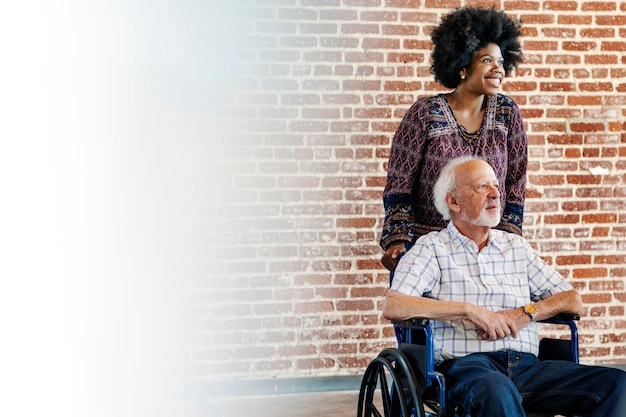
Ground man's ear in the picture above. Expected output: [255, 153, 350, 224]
[446, 192, 461, 214]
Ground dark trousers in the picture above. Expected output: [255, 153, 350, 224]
[439, 350, 626, 417]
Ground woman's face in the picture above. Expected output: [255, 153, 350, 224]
[461, 43, 504, 95]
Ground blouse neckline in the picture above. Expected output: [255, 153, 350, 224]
[437, 94, 496, 142]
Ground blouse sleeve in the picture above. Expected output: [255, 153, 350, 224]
[498, 99, 527, 236]
[380, 100, 426, 250]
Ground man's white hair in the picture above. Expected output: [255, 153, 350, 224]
[432, 155, 485, 220]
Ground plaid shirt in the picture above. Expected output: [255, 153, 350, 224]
[391, 222, 574, 363]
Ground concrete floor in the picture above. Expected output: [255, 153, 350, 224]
[203, 390, 360, 417]
[200, 390, 569, 417]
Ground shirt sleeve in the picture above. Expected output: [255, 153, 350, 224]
[524, 239, 574, 300]
[390, 239, 441, 296]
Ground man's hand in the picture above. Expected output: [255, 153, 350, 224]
[381, 243, 407, 271]
[496, 307, 532, 332]
[467, 305, 520, 341]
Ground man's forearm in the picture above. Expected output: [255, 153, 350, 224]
[531, 290, 582, 321]
[382, 290, 471, 322]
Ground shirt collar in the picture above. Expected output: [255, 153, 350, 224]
[446, 221, 501, 252]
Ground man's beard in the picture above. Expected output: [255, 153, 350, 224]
[462, 198, 501, 227]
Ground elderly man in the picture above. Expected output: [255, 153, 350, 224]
[383, 156, 626, 417]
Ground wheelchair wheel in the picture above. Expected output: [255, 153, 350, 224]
[357, 348, 425, 417]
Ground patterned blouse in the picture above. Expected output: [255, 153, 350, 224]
[380, 93, 527, 251]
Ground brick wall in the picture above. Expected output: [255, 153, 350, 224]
[188, 0, 626, 383]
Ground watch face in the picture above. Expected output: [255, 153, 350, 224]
[526, 304, 537, 314]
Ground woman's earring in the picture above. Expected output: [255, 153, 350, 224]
[460, 75, 466, 80]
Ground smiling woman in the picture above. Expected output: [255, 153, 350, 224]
[454, 43, 507, 130]
[380, 7, 528, 272]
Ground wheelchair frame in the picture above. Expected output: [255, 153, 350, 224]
[358, 313, 580, 417]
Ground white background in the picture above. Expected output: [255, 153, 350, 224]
[0, 1, 232, 415]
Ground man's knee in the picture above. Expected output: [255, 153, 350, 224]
[450, 372, 520, 406]
[593, 367, 626, 417]
[596, 367, 626, 393]
[613, 367, 626, 384]
[450, 376, 523, 416]
[470, 373, 520, 398]
[608, 368, 626, 400]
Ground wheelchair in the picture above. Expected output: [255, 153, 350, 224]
[357, 313, 580, 417]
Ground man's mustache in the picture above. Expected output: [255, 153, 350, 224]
[485, 198, 500, 210]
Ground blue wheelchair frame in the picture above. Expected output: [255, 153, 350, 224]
[392, 314, 579, 416]
[358, 313, 580, 417]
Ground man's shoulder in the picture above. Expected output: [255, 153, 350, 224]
[490, 229, 531, 250]
[414, 227, 454, 247]
[492, 228, 524, 240]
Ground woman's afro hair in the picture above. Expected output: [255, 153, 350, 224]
[430, 7, 523, 89]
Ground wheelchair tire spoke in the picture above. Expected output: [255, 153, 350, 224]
[357, 348, 425, 417]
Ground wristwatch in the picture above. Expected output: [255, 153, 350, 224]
[523, 303, 538, 322]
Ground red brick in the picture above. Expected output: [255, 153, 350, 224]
[556, 255, 592, 265]
[193, 1, 626, 382]
[562, 41, 598, 51]
[544, 1, 578, 11]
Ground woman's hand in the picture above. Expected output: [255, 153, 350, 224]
[381, 243, 407, 271]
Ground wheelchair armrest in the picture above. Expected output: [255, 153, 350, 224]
[392, 318, 430, 327]
[537, 312, 580, 364]
[391, 318, 440, 399]
[393, 312, 579, 327]
[538, 312, 580, 324]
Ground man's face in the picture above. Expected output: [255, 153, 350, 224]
[455, 160, 501, 228]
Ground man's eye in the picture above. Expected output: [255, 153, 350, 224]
[476, 183, 498, 191]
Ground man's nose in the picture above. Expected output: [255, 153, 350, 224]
[488, 184, 500, 197]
